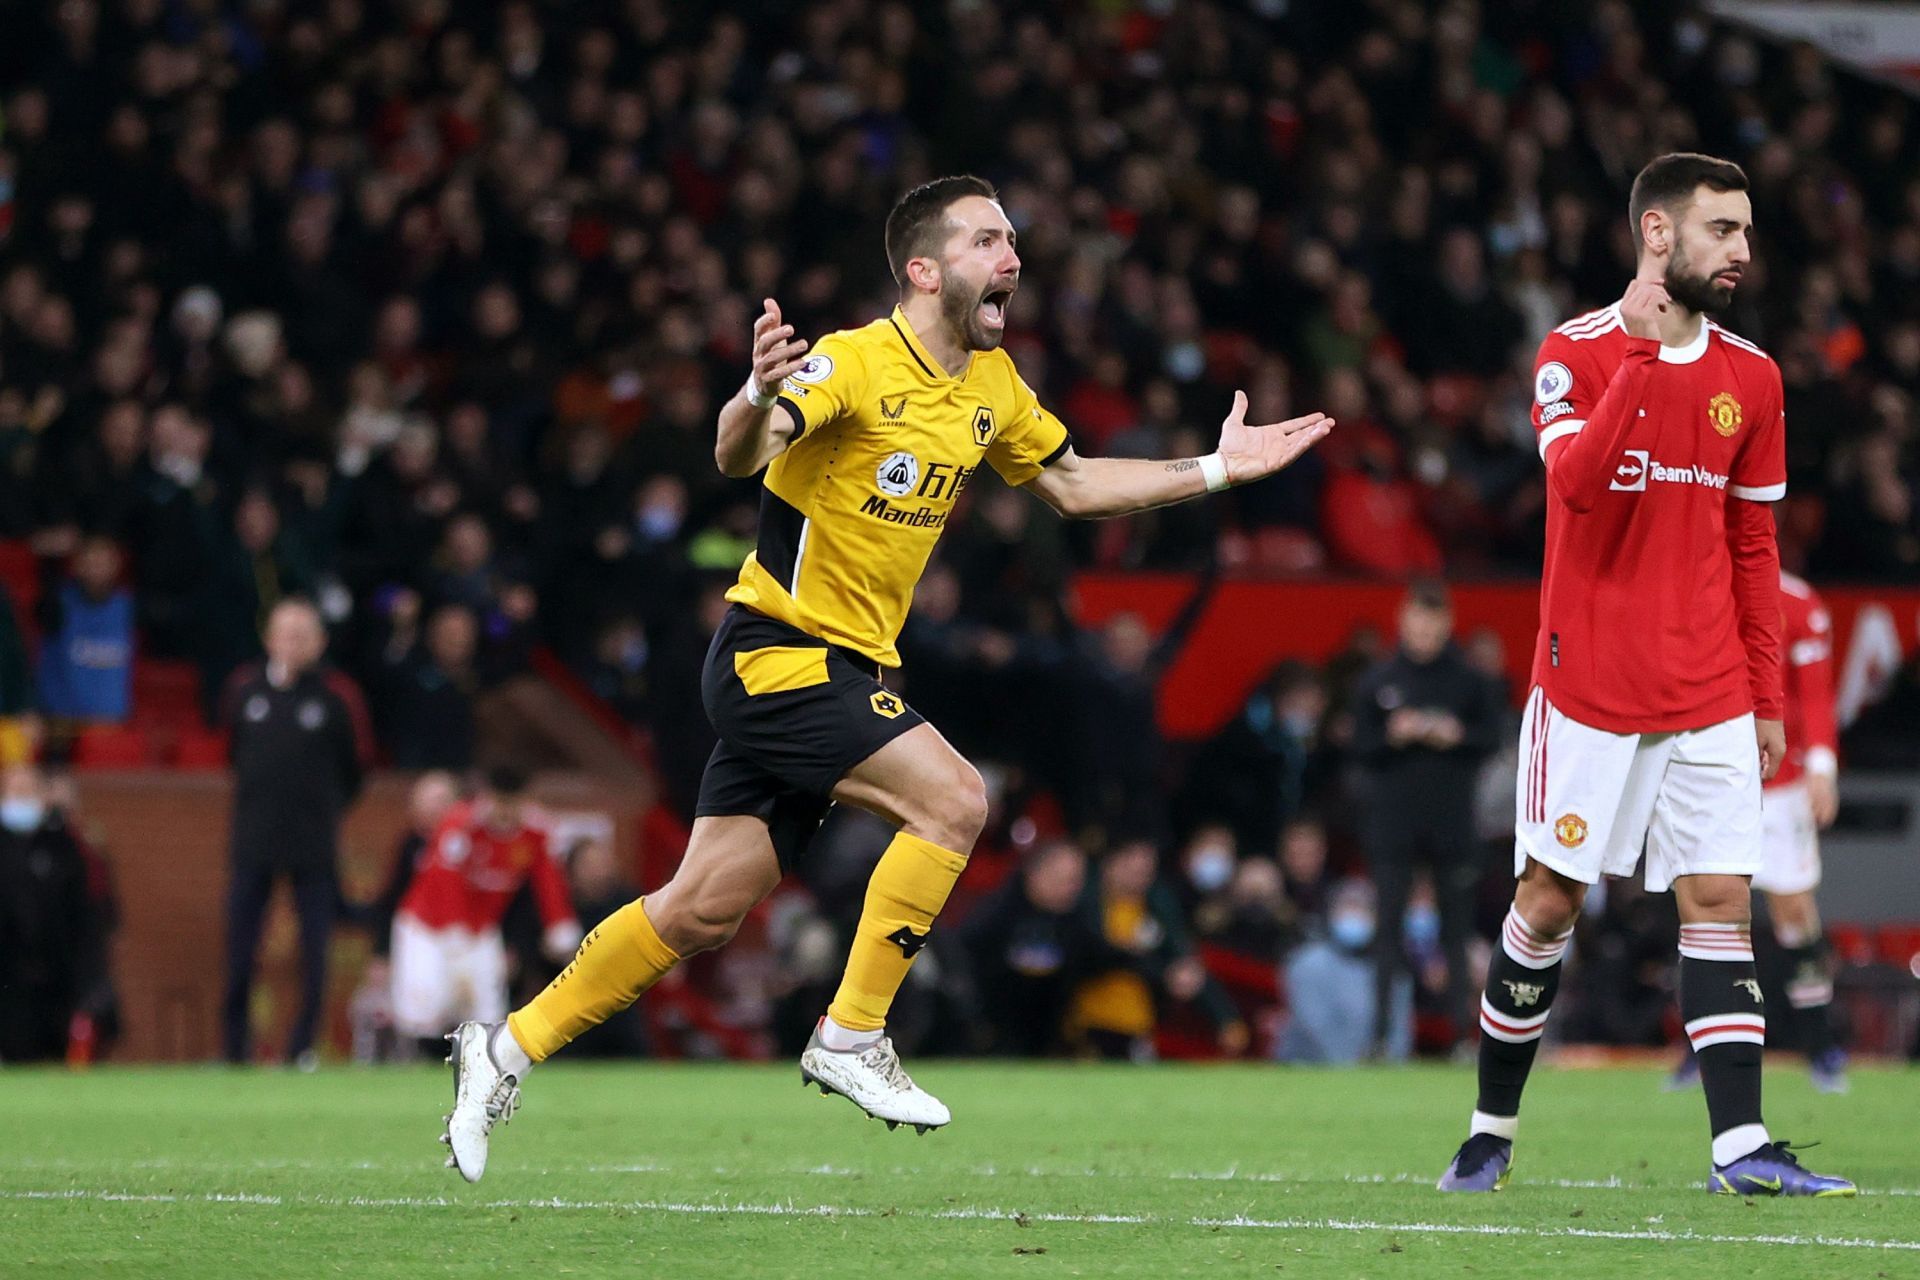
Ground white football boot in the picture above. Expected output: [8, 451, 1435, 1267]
[439, 1021, 521, 1182]
[798, 1022, 951, 1133]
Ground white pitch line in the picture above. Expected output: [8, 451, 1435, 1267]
[6, 1155, 1918, 1197]
[1, 1187, 1915, 1251]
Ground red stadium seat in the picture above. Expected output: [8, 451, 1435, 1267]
[133, 660, 204, 725]
[1250, 527, 1326, 575]
[72, 724, 154, 769]
[0, 539, 39, 623]
[171, 727, 230, 770]
[1825, 923, 1873, 967]
[1874, 925, 1920, 972]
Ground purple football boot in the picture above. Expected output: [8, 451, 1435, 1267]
[1710, 1141, 1856, 1197]
[1437, 1133, 1512, 1192]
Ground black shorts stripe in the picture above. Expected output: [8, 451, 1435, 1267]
[756, 489, 807, 590]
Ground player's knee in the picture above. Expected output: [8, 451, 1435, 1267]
[1514, 899, 1578, 938]
[1514, 862, 1583, 936]
[1677, 875, 1750, 924]
[649, 886, 749, 955]
[1769, 893, 1819, 944]
[665, 903, 745, 955]
[929, 762, 989, 850]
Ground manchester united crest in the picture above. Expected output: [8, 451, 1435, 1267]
[1554, 813, 1588, 848]
[1707, 391, 1742, 438]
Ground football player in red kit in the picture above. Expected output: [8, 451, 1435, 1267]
[1670, 570, 1847, 1093]
[392, 768, 580, 1047]
[1437, 153, 1853, 1197]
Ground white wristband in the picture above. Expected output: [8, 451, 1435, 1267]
[1197, 453, 1230, 493]
[743, 374, 777, 410]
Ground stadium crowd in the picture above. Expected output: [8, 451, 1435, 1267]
[2, 0, 1915, 1060]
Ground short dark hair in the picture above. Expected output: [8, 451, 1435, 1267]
[485, 764, 529, 797]
[1628, 152, 1748, 247]
[1404, 576, 1452, 612]
[884, 175, 998, 289]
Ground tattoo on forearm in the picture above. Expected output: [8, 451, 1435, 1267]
[1165, 459, 1200, 474]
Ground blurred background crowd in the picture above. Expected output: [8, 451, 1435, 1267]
[3, 0, 1919, 1066]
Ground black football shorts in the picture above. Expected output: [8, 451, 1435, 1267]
[695, 605, 925, 869]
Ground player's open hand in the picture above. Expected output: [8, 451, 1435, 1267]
[1217, 391, 1333, 485]
[751, 298, 810, 400]
[1755, 716, 1785, 783]
[1619, 279, 1672, 341]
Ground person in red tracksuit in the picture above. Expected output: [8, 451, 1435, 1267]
[391, 768, 580, 1050]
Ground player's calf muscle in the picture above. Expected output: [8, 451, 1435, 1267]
[646, 820, 781, 954]
[648, 890, 744, 954]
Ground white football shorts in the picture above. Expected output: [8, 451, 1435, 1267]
[1514, 687, 1761, 893]
[390, 914, 510, 1039]
[1752, 779, 1821, 896]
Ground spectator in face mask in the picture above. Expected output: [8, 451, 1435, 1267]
[1278, 816, 1333, 929]
[1184, 661, 1329, 856]
[0, 763, 117, 1062]
[1203, 857, 1297, 962]
[1277, 879, 1412, 1064]
[1176, 823, 1238, 927]
[582, 615, 649, 724]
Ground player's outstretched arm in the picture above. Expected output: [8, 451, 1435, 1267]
[716, 297, 811, 478]
[1026, 391, 1332, 519]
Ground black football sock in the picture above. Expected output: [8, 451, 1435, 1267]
[1780, 934, 1839, 1061]
[1679, 922, 1770, 1166]
[1470, 905, 1571, 1139]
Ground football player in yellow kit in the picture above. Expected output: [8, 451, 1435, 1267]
[443, 175, 1332, 1181]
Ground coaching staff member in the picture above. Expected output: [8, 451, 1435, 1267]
[1349, 578, 1505, 1055]
[220, 597, 373, 1066]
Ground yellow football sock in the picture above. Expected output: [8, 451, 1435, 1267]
[826, 831, 970, 1032]
[507, 897, 681, 1062]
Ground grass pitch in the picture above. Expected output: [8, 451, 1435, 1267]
[2, 1060, 1915, 1278]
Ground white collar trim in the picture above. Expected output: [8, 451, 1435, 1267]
[1658, 320, 1710, 364]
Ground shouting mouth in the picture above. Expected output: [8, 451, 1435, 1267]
[979, 285, 1015, 331]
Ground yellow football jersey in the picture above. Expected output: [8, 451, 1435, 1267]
[726, 306, 1070, 668]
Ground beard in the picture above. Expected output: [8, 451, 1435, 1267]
[938, 277, 1006, 352]
[1664, 248, 1735, 315]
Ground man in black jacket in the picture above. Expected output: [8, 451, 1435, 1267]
[1349, 579, 1506, 1053]
[0, 763, 116, 1062]
[220, 597, 372, 1066]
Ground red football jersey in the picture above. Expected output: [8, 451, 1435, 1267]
[1528, 304, 1787, 733]
[397, 801, 576, 935]
[1772, 571, 1839, 790]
